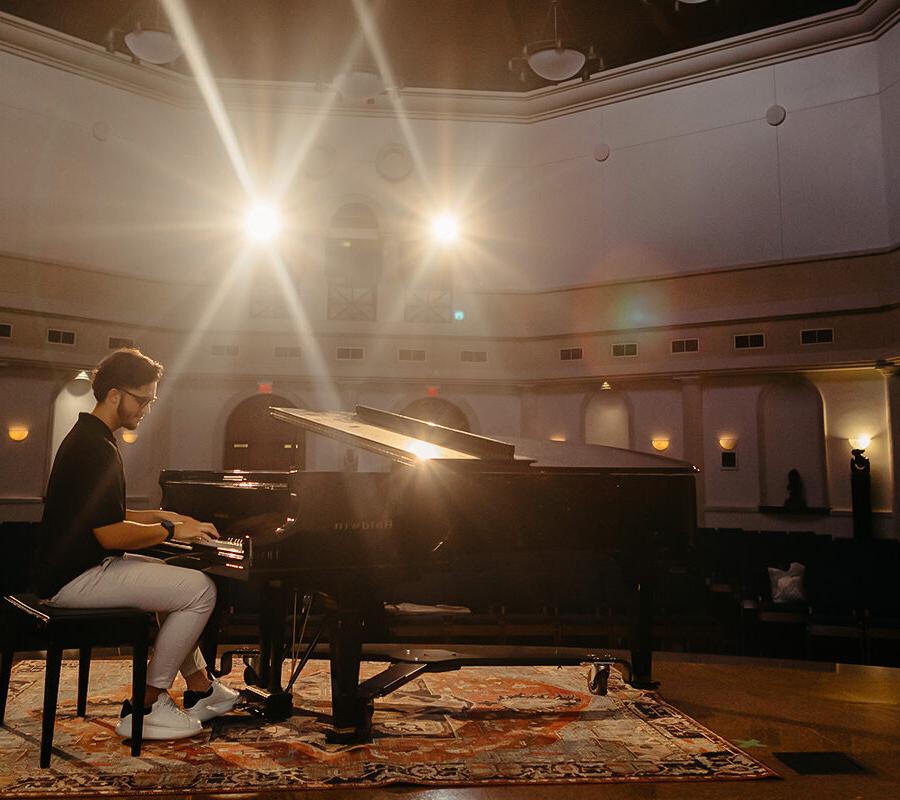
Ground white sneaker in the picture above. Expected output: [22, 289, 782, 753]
[115, 693, 203, 740]
[184, 678, 241, 723]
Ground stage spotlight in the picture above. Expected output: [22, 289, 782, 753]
[244, 204, 281, 242]
[431, 213, 459, 244]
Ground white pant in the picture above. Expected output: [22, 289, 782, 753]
[46, 553, 216, 690]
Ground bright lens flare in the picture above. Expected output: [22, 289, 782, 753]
[408, 440, 442, 461]
[431, 214, 459, 244]
[244, 204, 281, 242]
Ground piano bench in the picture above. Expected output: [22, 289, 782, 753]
[0, 593, 153, 768]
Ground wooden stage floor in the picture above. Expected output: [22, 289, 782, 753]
[22, 649, 900, 800]
[202, 651, 900, 800]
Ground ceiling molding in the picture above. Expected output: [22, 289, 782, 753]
[1, 1, 898, 123]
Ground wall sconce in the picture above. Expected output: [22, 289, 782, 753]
[74, 370, 91, 381]
[718, 436, 738, 450]
[600, 381, 612, 390]
[121, 431, 139, 444]
[8, 425, 29, 442]
[651, 438, 670, 452]
[848, 435, 871, 450]
[549, 434, 567, 442]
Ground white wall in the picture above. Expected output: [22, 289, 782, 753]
[0, 35, 895, 292]
[628, 387, 685, 460]
[879, 20, 900, 243]
[0, 368, 58, 519]
[584, 392, 631, 449]
[702, 382, 764, 510]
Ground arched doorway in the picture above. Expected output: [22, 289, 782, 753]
[223, 394, 304, 471]
[399, 397, 470, 432]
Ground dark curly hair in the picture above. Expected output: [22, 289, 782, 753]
[92, 348, 164, 402]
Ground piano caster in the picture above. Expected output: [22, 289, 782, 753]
[588, 663, 610, 696]
[326, 699, 374, 744]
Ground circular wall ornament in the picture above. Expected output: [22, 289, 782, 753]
[303, 145, 336, 179]
[593, 143, 611, 162]
[92, 121, 109, 141]
[375, 143, 413, 182]
[766, 105, 786, 126]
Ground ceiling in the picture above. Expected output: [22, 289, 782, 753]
[0, 0, 857, 93]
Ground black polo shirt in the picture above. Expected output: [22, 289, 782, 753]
[34, 413, 126, 598]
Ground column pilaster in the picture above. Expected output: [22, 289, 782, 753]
[878, 364, 899, 538]
[676, 376, 706, 527]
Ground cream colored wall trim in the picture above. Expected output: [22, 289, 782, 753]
[2, 247, 897, 337]
[1, 1, 898, 123]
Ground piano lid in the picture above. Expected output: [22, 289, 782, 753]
[490, 436, 698, 473]
[270, 405, 527, 467]
[270, 405, 696, 473]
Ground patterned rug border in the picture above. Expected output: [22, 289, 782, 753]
[1, 659, 778, 796]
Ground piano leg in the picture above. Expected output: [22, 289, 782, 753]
[629, 529, 660, 690]
[267, 582, 288, 695]
[326, 606, 373, 743]
[243, 579, 294, 720]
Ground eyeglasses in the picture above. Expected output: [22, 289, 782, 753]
[119, 388, 157, 409]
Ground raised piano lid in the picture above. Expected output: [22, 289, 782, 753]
[270, 405, 523, 466]
[490, 436, 697, 473]
[270, 405, 695, 473]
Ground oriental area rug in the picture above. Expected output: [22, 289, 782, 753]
[0, 658, 775, 796]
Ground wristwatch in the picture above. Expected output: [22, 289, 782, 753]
[161, 519, 176, 542]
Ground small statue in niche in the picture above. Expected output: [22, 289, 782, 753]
[783, 468, 807, 510]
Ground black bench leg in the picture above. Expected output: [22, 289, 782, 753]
[0, 644, 13, 724]
[40, 644, 63, 768]
[131, 624, 149, 757]
[77, 647, 91, 717]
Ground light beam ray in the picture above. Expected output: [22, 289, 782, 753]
[351, 0, 433, 195]
[162, 247, 255, 388]
[162, 0, 256, 197]
[265, 249, 341, 410]
[271, 29, 369, 200]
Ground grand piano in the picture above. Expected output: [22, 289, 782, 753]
[158, 405, 697, 741]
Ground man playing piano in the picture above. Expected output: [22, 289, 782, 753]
[33, 348, 240, 740]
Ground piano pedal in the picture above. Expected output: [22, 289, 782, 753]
[243, 685, 294, 720]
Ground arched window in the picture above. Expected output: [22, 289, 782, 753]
[584, 391, 631, 449]
[398, 397, 470, 432]
[326, 202, 380, 321]
[223, 394, 304, 471]
[759, 380, 827, 508]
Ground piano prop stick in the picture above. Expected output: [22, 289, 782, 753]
[156, 405, 697, 741]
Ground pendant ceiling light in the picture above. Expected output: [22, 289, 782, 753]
[110, 0, 182, 65]
[332, 67, 387, 101]
[509, 0, 601, 84]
